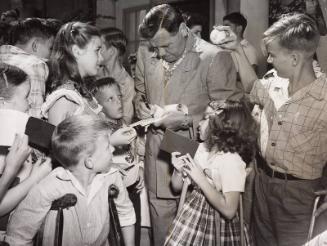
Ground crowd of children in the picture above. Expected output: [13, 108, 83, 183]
[0, 3, 327, 246]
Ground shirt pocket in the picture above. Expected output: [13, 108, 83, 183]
[289, 129, 320, 153]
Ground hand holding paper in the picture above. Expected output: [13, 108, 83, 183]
[110, 127, 137, 146]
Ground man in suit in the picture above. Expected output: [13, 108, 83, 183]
[134, 4, 243, 245]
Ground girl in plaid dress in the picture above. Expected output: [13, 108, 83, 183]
[165, 100, 256, 246]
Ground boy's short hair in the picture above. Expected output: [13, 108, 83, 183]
[263, 13, 319, 55]
[0, 63, 28, 100]
[51, 114, 110, 168]
[43, 18, 64, 37]
[183, 12, 204, 29]
[9, 18, 54, 45]
[100, 27, 127, 57]
[223, 12, 247, 32]
[0, 22, 11, 45]
[90, 77, 118, 95]
[139, 4, 184, 39]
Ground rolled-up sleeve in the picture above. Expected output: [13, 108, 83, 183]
[206, 50, 241, 101]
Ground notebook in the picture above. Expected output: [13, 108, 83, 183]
[160, 129, 199, 158]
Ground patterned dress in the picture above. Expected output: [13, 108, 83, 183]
[164, 144, 253, 246]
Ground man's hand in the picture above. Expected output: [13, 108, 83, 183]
[135, 101, 155, 119]
[153, 110, 189, 131]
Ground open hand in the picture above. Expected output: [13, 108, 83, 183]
[111, 127, 137, 146]
[4, 134, 31, 176]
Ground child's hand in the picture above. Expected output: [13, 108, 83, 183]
[213, 25, 240, 51]
[110, 127, 137, 146]
[171, 152, 186, 173]
[182, 153, 206, 185]
[4, 134, 31, 177]
[29, 157, 52, 183]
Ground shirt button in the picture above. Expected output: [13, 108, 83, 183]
[271, 142, 276, 146]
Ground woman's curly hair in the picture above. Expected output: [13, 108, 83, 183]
[206, 100, 257, 164]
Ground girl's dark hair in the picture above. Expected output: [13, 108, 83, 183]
[49, 21, 100, 99]
[100, 27, 127, 57]
[206, 100, 257, 164]
[0, 63, 27, 100]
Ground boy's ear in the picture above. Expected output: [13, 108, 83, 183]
[108, 46, 118, 58]
[291, 52, 300, 66]
[179, 22, 188, 37]
[236, 25, 243, 36]
[31, 38, 38, 53]
[84, 157, 94, 170]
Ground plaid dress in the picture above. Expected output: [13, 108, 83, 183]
[164, 188, 253, 246]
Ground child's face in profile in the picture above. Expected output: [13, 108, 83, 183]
[198, 106, 215, 141]
[96, 84, 123, 121]
[76, 36, 103, 77]
[90, 132, 114, 173]
[7, 82, 30, 113]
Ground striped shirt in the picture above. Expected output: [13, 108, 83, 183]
[250, 74, 327, 179]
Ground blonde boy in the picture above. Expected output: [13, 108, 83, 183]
[6, 114, 135, 246]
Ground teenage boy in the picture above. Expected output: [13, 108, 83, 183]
[0, 18, 54, 118]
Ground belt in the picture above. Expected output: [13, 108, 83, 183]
[256, 153, 304, 181]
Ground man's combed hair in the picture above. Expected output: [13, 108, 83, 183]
[8, 18, 53, 45]
[0, 63, 27, 100]
[139, 4, 184, 39]
[51, 114, 110, 168]
[206, 100, 257, 164]
[263, 13, 320, 55]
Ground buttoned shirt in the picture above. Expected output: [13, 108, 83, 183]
[5, 167, 135, 246]
[0, 45, 49, 118]
[250, 74, 327, 179]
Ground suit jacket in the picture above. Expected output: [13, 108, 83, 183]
[135, 34, 243, 198]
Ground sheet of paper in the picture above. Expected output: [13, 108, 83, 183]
[0, 109, 29, 146]
[129, 117, 161, 128]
